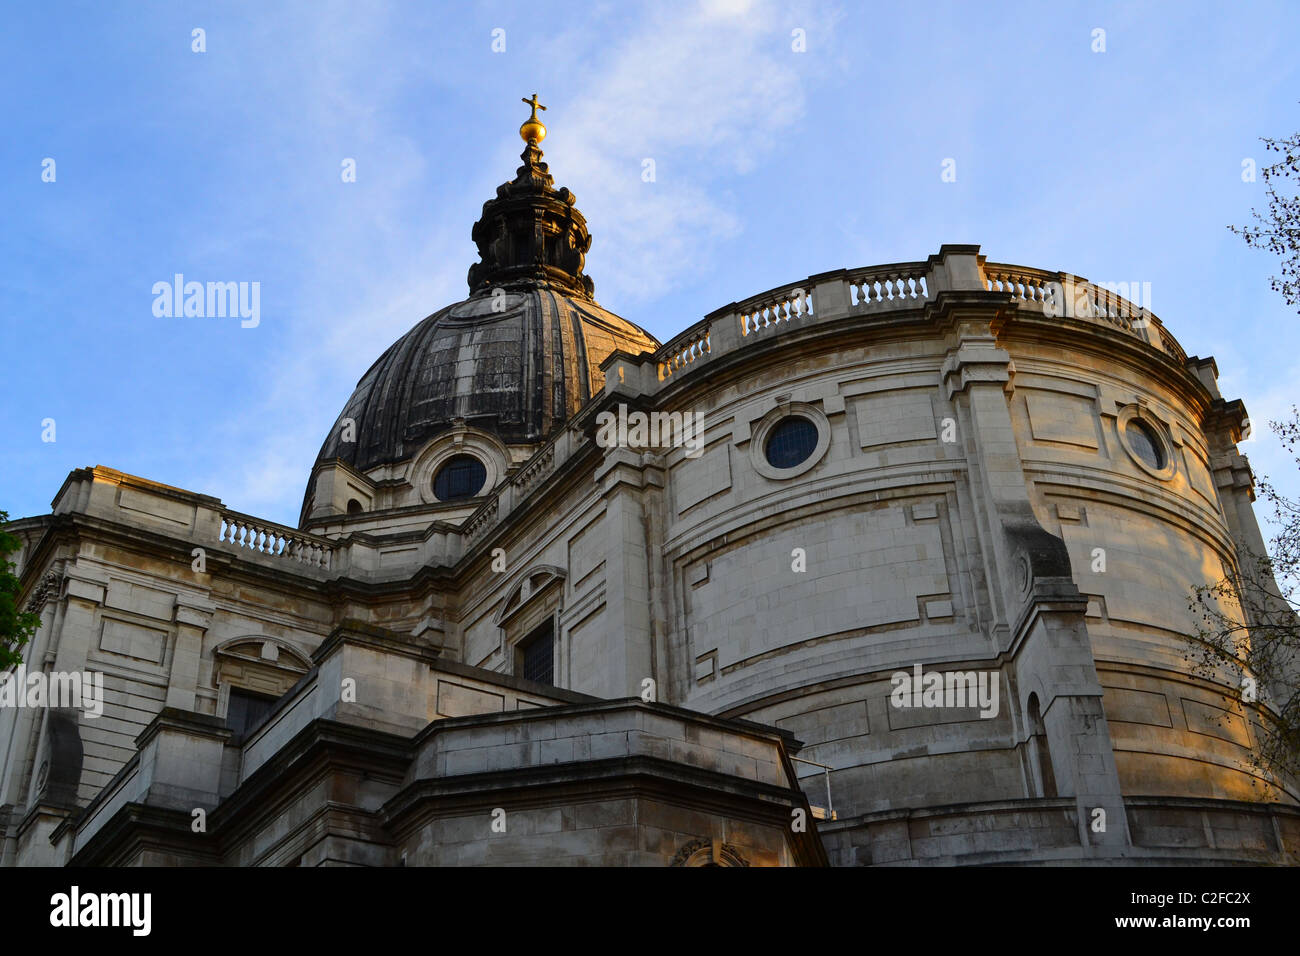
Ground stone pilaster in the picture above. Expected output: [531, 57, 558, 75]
[50, 565, 108, 677]
[594, 447, 658, 698]
[166, 595, 217, 711]
[941, 312, 1130, 854]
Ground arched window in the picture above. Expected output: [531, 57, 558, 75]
[214, 638, 312, 741]
[346, 498, 364, 515]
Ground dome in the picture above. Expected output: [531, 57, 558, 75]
[314, 289, 658, 473]
[309, 100, 660, 484]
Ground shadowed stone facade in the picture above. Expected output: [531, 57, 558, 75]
[3, 122, 1297, 866]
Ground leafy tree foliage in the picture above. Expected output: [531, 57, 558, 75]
[0, 511, 40, 670]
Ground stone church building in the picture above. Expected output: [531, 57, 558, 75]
[3, 102, 1297, 866]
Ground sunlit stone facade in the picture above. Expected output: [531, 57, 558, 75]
[3, 129, 1297, 866]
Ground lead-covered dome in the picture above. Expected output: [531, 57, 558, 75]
[315, 289, 657, 472]
[309, 101, 659, 482]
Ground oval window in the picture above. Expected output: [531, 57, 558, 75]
[433, 455, 487, 501]
[1125, 419, 1165, 470]
[764, 417, 819, 470]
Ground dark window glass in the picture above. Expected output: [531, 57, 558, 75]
[434, 455, 487, 500]
[764, 417, 819, 469]
[226, 689, 278, 739]
[346, 499, 363, 515]
[519, 620, 554, 685]
[1126, 420, 1165, 470]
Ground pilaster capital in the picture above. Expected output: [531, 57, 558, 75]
[941, 338, 1013, 400]
[595, 446, 650, 494]
[63, 567, 109, 605]
[174, 594, 217, 631]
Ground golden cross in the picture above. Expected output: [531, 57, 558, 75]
[522, 94, 546, 121]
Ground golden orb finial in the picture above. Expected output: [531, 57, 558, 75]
[520, 93, 547, 145]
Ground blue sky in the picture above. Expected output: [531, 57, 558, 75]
[3, 0, 1299, 536]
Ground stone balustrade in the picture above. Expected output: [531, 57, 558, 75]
[512, 444, 555, 494]
[462, 497, 500, 542]
[983, 264, 1058, 307]
[657, 322, 712, 381]
[646, 253, 1180, 398]
[739, 282, 814, 337]
[847, 262, 930, 310]
[219, 510, 333, 569]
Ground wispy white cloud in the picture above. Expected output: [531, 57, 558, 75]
[199, 0, 844, 523]
[546, 0, 840, 303]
